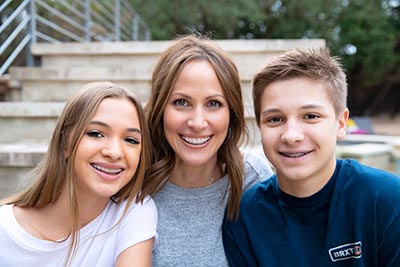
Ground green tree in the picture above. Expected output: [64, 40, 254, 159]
[131, 0, 400, 114]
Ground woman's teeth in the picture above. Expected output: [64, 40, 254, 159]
[182, 136, 210, 145]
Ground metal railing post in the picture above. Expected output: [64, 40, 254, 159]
[132, 16, 139, 41]
[114, 0, 121, 41]
[26, 0, 36, 67]
[84, 0, 91, 41]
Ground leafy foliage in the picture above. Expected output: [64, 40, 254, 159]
[130, 0, 400, 114]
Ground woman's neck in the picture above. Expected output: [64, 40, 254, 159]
[169, 160, 224, 188]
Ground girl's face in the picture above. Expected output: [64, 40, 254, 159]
[163, 59, 230, 168]
[72, 97, 142, 202]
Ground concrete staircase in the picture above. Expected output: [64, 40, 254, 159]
[0, 39, 325, 198]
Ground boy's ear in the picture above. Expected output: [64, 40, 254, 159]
[337, 108, 349, 140]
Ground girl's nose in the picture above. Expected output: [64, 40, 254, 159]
[102, 138, 123, 160]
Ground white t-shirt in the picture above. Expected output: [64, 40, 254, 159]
[0, 196, 157, 266]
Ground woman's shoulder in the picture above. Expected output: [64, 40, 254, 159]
[242, 149, 274, 190]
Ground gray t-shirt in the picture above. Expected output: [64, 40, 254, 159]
[152, 151, 274, 267]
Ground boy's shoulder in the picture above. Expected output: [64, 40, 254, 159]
[340, 158, 399, 183]
[338, 159, 400, 198]
[241, 174, 277, 203]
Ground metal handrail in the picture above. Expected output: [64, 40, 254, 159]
[0, 0, 151, 75]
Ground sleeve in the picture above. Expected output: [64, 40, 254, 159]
[379, 212, 400, 266]
[115, 196, 158, 258]
[222, 210, 258, 267]
[243, 150, 274, 191]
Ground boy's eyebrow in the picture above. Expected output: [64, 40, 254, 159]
[261, 104, 328, 116]
[90, 121, 142, 133]
[300, 103, 329, 111]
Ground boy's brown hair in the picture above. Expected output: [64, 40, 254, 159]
[253, 48, 347, 126]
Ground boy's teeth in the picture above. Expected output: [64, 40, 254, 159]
[283, 152, 306, 158]
[182, 136, 210, 145]
[92, 164, 122, 174]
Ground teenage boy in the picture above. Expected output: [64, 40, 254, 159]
[222, 48, 400, 266]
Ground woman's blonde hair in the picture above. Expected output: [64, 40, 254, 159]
[3, 81, 150, 265]
[143, 35, 246, 220]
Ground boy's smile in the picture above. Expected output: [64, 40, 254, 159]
[259, 77, 348, 197]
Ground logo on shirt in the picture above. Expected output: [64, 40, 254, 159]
[328, 241, 362, 262]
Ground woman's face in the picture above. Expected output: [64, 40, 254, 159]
[72, 97, 142, 202]
[163, 59, 230, 167]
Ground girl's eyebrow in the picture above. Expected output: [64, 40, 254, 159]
[89, 121, 142, 134]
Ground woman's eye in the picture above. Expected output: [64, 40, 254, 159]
[173, 99, 189, 107]
[208, 100, 221, 108]
[125, 137, 140, 145]
[86, 130, 103, 138]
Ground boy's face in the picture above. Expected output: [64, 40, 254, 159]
[259, 77, 348, 197]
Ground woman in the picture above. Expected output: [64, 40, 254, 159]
[0, 82, 157, 266]
[143, 35, 273, 266]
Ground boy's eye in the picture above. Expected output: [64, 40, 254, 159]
[125, 137, 140, 145]
[173, 99, 189, 107]
[86, 130, 103, 138]
[208, 100, 221, 109]
[304, 113, 320, 120]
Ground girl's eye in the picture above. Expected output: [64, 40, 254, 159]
[173, 99, 189, 107]
[267, 117, 283, 123]
[86, 130, 103, 138]
[208, 100, 222, 109]
[125, 137, 140, 145]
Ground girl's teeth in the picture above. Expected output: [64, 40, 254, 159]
[92, 164, 122, 174]
[182, 136, 210, 145]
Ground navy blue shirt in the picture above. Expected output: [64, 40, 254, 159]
[223, 159, 400, 266]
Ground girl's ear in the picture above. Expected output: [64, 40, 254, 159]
[337, 108, 349, 140]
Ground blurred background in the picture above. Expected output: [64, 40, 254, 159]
[0, 0, 399, 198]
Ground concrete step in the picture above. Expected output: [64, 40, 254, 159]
[9, 67, 152, 102]
[32, 39, 325, 80]
[9, 66, 254, 103]
[0, 143, 47, 198]
[0, 102, 64, 143]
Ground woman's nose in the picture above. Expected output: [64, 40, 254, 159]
[187, 107, 208, 131]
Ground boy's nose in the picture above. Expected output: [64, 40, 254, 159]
[281, 121, 304, 144]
